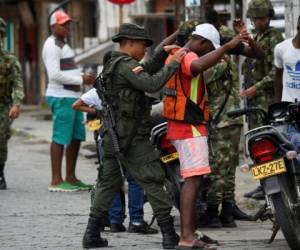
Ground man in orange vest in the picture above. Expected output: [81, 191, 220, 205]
[163, 23, 247, 249]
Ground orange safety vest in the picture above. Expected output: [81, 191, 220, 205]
[163, 55, 209, 125]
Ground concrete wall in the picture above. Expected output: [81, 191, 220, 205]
[285, 0, 300, 38]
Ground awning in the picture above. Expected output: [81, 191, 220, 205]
[74, 40, 115, 65]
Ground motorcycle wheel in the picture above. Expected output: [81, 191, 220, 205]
[270, 178, 300, 250]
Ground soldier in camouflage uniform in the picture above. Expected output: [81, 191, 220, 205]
[203, 56, 243, 228]
[199, 25, 244, 228]
[241, 0, 283, 123]
[242, 0, 284, 200]
[0, 17, 24, 190]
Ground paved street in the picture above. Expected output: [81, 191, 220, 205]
[0, 108, 290, 250]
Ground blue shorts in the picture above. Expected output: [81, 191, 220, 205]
[46, 96, 86, 145]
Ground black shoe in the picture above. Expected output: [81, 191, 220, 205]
[197, 204, 222, 228]
[0, 176, 6, 190]
[157, 216, 180, 249]
[232, 204, 253, 221]
[82, 215, 108, 249]
[251, 190, 265, 200]
[110, 223, 126, 233]
[244, 185, 263, 198]
[219, 202, 237, 228]
[128, 221, 158, 234]
[219, 215, 237, 227]
[198, 215, 222, 228]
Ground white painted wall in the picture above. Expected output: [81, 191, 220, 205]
[97, 0, 146, 42]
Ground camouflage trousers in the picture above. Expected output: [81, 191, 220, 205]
[207, 125, 242, 205]
[0, 105, 11, 165]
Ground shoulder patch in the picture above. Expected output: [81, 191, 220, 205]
[132, 65, 144, 74]
[54, 39, 65, 48]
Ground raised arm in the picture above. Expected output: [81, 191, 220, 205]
[240, 37, 265, 59]
[121, 49, 186, 93]
[191, 34, 247, 75]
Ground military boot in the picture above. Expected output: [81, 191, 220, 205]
[0, 164, 6, 190]
[157, 216, 180, 249]
[219, 202, 237, 227]
[232, 204, 253, 221]
[198, 204, 222, 228]
[82, 214, 108, 249]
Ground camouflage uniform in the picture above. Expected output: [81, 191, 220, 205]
[0, 17, 24, 187]
[202, 26, 242, 210]
[243, 0, 284, 128]
[206, 51, 242, 206]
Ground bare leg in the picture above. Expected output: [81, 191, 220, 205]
[65, 139, 80, 184]
[179, 175, 201, 246]
[50, 142, 64, 185]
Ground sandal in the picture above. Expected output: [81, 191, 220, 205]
[175, 239, 217, 250]
[195, 230, 220, 245]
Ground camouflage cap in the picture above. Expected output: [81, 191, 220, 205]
[112, 23, 153, 47]
[247, 0, 275, 18]
[0, 17, 6, 34]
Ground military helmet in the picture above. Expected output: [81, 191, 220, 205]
[0, 17, 6, 34]
[112, 23, 153, 47]
[247, 0, 275, 19]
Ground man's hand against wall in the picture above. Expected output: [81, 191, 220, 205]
[9, 105, 20, 119]
[82, 74, 95, 85]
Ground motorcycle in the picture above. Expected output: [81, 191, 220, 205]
[227, 101, 300, 250]
[150, 120, 183, 210]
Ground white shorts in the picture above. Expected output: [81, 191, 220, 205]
[172, 136, 211, 179]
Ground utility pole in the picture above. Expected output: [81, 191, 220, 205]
[285, 0, 300, 38]
[184, 0, 201, 21]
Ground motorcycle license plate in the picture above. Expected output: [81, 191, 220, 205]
[160, 152, 179, 163]
[87, 119, 102, 132]
[251, 158, 286, 180]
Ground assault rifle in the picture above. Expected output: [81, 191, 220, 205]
[94, 74, 124, 178]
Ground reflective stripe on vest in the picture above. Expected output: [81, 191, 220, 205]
[162, 54, 209, 125]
